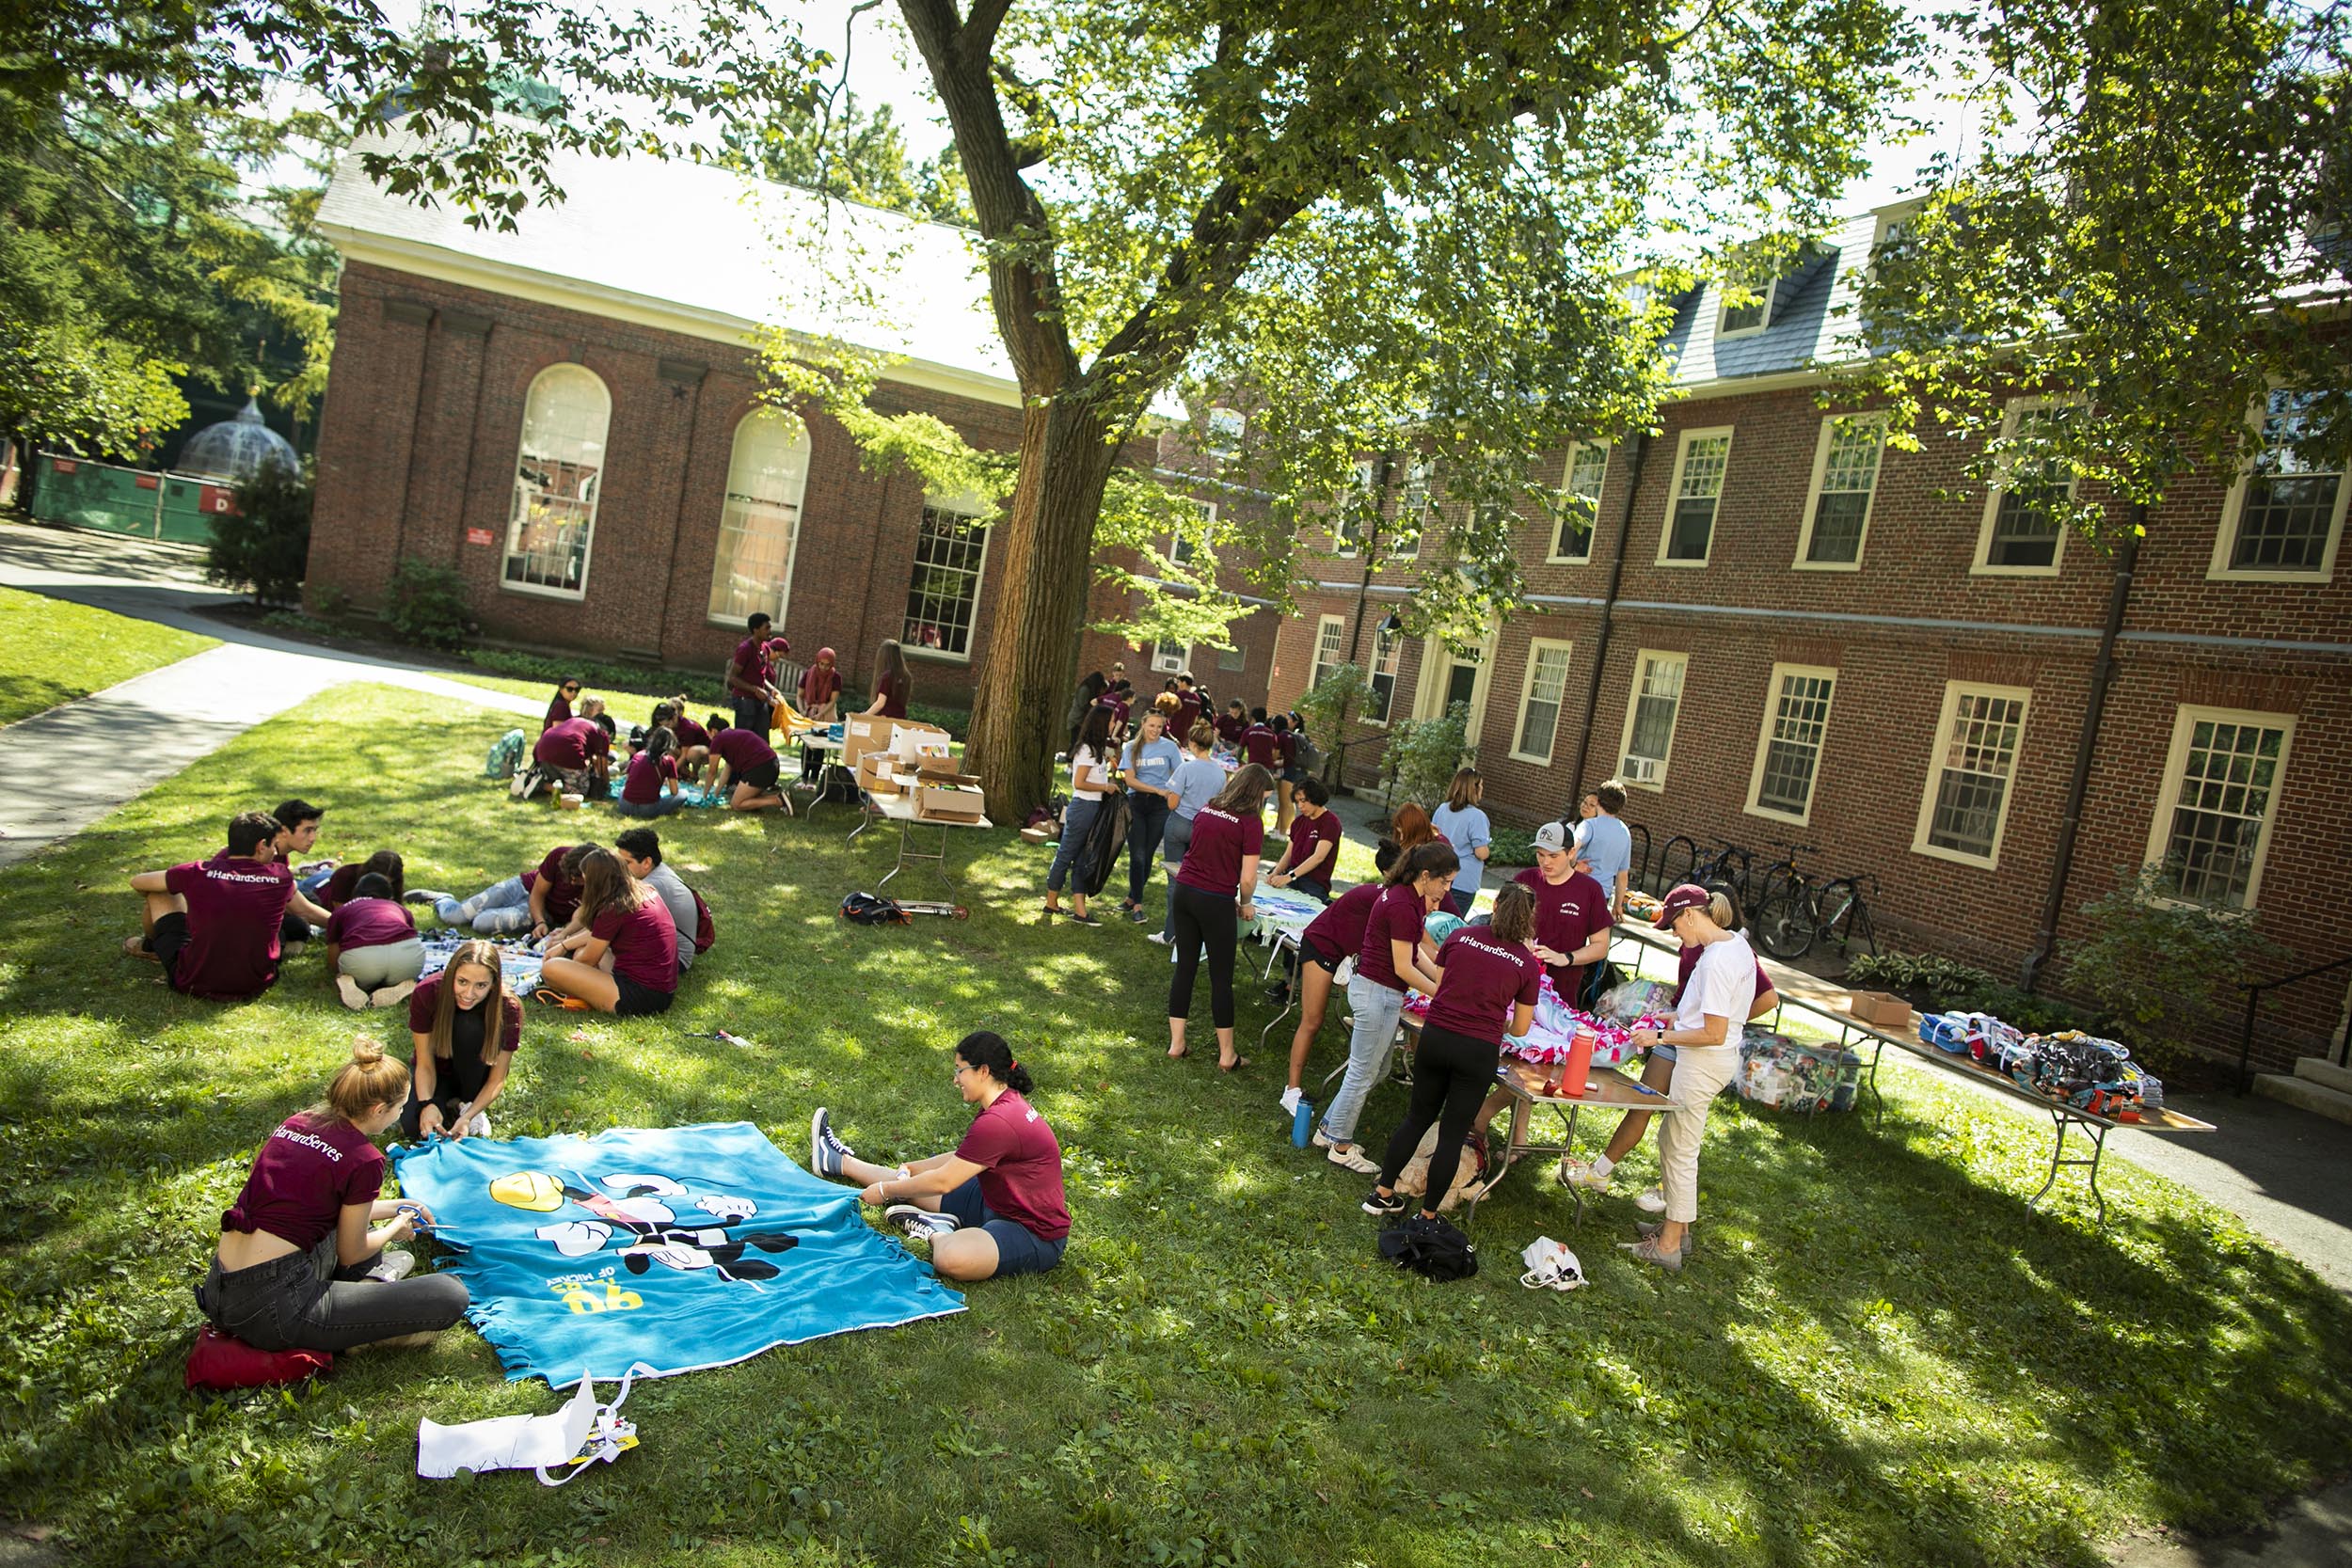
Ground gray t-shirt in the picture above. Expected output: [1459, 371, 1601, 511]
[1573, 815, 1632, 898]
[1168, 755, 1228, 820]
[643, 863, 699, 970]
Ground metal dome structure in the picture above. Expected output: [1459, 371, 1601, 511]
[178, 397, 298, 483]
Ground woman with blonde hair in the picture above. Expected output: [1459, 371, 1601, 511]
[197, 1042, 469, 1352]
[404, 939, 524, 1139]
[537, 847, 679, 1015]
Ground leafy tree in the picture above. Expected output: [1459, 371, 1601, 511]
[207, 457, 311, 606]
[722, 91, 975, 225]
[1849, 0, 2351, 525]
[1379, 701, 1475, 816]
[2063, 866, 2289, 1058]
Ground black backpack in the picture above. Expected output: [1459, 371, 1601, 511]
[1377, 1214, 1479, 1281]
[838, 892, 908, 927]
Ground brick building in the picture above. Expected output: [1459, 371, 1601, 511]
[1267, 204, 2352, 1067]
[304, 135, 1273, 714]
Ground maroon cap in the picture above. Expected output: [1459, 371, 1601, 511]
[1654, 883, 1712, 929]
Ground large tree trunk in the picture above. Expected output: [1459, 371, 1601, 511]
[965, 390, 1120, 824]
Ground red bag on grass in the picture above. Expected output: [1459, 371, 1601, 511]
[185, 1325, 332, 1390]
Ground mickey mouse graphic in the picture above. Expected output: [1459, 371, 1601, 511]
[489, 1169, 801, 1283]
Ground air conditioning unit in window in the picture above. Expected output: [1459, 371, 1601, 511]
[1622, 756, 1661, 784]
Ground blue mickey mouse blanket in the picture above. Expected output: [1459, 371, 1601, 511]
[390, 1121, 964, 1386]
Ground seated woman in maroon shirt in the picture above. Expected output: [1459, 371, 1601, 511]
[316, 850, 405, 910]
[542, 677, 581, 734]
[537, 847, 680, 1016]
[404, 940, 524, 1140]
[197, 1042, 468, 1354]
[808, 1030, 1070, 1282]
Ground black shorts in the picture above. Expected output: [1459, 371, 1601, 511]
[1301, 934, 1345, 973]
[151, 911, 194, 991]
[736, 757, 781, 794]
[612, 973, 675, 1018]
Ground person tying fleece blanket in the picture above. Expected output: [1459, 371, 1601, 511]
[535, 847, 679, 1015]
[1314, 841, 1456, 1173]
[707, 724, 787, 813]
[411, 844, 591, 939]
[807, 1030, 1070, 1281]
[404, 938, 523, 1140]
[323, 873, 423, 1011]
[196, 1042, 469, 1354]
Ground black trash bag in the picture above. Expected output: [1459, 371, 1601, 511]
[839, 892, 909, 926]
[1377, 1213, 1479, 1281]
[1078, 793, 1131, 899]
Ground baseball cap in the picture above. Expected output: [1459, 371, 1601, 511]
[1654, 883, 1712, 929]
[1533, 821, 1570, 854]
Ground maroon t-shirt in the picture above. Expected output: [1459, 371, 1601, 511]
[319, 862, 365, 909]
[1239, 723, 1278, 768]
[593, 897, 679, 992]
[711, 727, 776, 771]
[1284, 810, 1343, 894]
[533, 717, 605, 770]
[519, 846, 583, 927]
[1214, 712, 1248, 747]
[1513, 866, 1615, 996]
[621, 751, 676, 804]
[1176, 691, 1204, 736]
[799, 664, 842, 708]
[542, 693, 571, 733]
[221, 1114, 385, 1250]
[165, 853, 295, 1001]
[1676, 942, 1773, 1006]
[731, 635, 771, 694]
[406, 973, 526, 1053]
[1174, 803, 1265, 897]
[1358, 882, 1427, 990]
[1302, 880, 1381, 963]
[1423, 927, 1546, 1046]
[953, 1090, 1070, 1241]
[324, 895, 415, 951]
[673, 715, 711, 750]
[1276, 732, 1298, 769]
[875, 671, 911, 720]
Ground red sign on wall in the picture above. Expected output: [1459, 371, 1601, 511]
[466, 527, 495, 546]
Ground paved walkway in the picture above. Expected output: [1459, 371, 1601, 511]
[0, 520, 538, 869]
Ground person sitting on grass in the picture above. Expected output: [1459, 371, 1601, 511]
[543, 677, 581, 734]
[532, 713, 612, 798]
[272, 799, 329, 943]
[707, 724, 787, 813]
[197, 1041, 469, 1354]
[324, 873, 424, 1011]
[669, 699, 712, 783]
[405, 940, 522, 1140]
[616, 721, 685, 819]
[808, 1030, 1070, 1282]
[411, 844, 592, 939]
[314, 850, 405, 911]
[535, 847, 679, 1015]
[125, 811, 329, 1003]
[613, 827, 702, 973]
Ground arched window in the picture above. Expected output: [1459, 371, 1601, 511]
[707, 408, 812, 624]
[504, 364, 611, 596]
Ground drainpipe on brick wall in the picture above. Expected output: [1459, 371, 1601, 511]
[1563, 432, 1650, 804]
[2021, 514, 2142, 992]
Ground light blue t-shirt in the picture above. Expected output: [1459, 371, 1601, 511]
[1574, 814, 1632, 897]
[1122, 736, 1183, 798]
[1168, 755, 1227, 819]
[1429, 802, 1491, 899]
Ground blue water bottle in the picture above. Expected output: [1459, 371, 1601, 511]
[1291, 1097, 1316, 1148]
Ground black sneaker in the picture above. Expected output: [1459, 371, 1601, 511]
[1263, 982, 1292, 1007]
[1360, 1187, 1406, 1217]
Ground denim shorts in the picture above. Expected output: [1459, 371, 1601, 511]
[940, 1177, 1067, 1278]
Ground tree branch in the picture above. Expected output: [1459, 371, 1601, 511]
[961, 0, 1014, 66]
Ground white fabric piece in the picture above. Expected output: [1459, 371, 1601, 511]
[417, 1363, 652, 1484]
[1518, 1236, 1585, 1291]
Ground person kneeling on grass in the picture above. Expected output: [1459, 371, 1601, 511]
[707, 725, 787, 812]
[807, 1031, 1070, 1282]
[405, 940, 522, 1140]
[324, 873, 424, 1010]
[410, 844, 590, 939]
[535, 847, 679, 1015]
[197, 1041, 469, 1354]
[126, 811, 330, 1002]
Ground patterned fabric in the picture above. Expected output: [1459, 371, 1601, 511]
[1733, 1028, 1861, 1114]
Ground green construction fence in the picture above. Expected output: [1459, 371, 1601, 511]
[29, 452, 238, 546]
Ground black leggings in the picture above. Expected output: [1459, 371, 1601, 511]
[1378, 1022, 1502, 1208]
[1167, 881, 1240, 1030]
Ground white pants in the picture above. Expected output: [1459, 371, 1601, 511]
[1659, 1043, 1740, 1224]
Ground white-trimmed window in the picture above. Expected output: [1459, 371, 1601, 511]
[1206, 406, 1245, 459]
[1659, 429, 1732, 565]
[2210, 389, 2347, 582]
[1745, 664, 1837, 823]
[2143, 707, 2295, 910]
[706, 408, 812, 625]
[1551, 443, 1607, 562]
[1366, 623, 1403, 724]
[1217, 642, 1246, 673]
[1510, 637, 1575, 765]
[1170, 498, 1214, 568]
[900, 502, 991, 658]
[1718, 281, 1775, 339]
[1618, 650, 1687, 788]
[1394, 457, 1432, 560]
[1974, 403, 2072, 575]
[1307, 614, 1346, 691]
[1795, 416, 1884, 568]
[1913, 682, 2031, 867]
[504, 364, 611, 597]
[1150, 640, 1186, 675]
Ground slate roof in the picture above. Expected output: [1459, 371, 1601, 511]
[1660, 208, 1896, 390]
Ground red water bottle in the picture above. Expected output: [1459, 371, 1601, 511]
[1559, 1027, 1597, 1099]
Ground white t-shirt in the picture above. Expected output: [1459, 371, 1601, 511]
[1675, 933, 1758, 1043]
[1070, 745, 1109, 801]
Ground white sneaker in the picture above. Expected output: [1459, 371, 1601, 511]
[369, 1249, 418, 1282]
[1558, 1158, 1613, 1194]
[1326, 1143, 1378, 1175]
[1279, 1085, 1302, 1116]
[466, 1111, 491, 1138]
[336, 974, 369, 1011]
[1634, 1186, 1667, 1214]
[1145, 931, 1170, 945]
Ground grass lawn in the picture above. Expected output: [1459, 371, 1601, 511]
[3, 684, 2349, 1568]
[0, 583, 217, 725]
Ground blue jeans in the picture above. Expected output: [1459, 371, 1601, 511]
[1124, 794, 1169, 904]
[435, 877, 532, 934]
[1322, 974, 1406, 1144]
[940, 1177, 1067, 1277]
[615, 794, 684, 818]
[1046, 799, 1101, 895]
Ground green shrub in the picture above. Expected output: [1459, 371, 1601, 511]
[1295, 661, 1371, 782]
[1378, 700, 1474, 809]
[206, 459, 310, 606]
[2062, 864, 2289, 1056]
[1487, 825, 1537, 868]
[385, 556, 473, 649]
[909, 701, 969, 740]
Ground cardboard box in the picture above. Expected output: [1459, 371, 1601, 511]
[889, 721, 953, 765]
[858, 752, 903, 796]
[916, 763, 982, 786]
[1847, 991, 1913, 1029]
[839, 717, 888, 768]
[915, 784, 984, 822]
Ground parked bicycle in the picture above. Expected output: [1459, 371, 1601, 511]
[1752, 871, 1881, 964]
